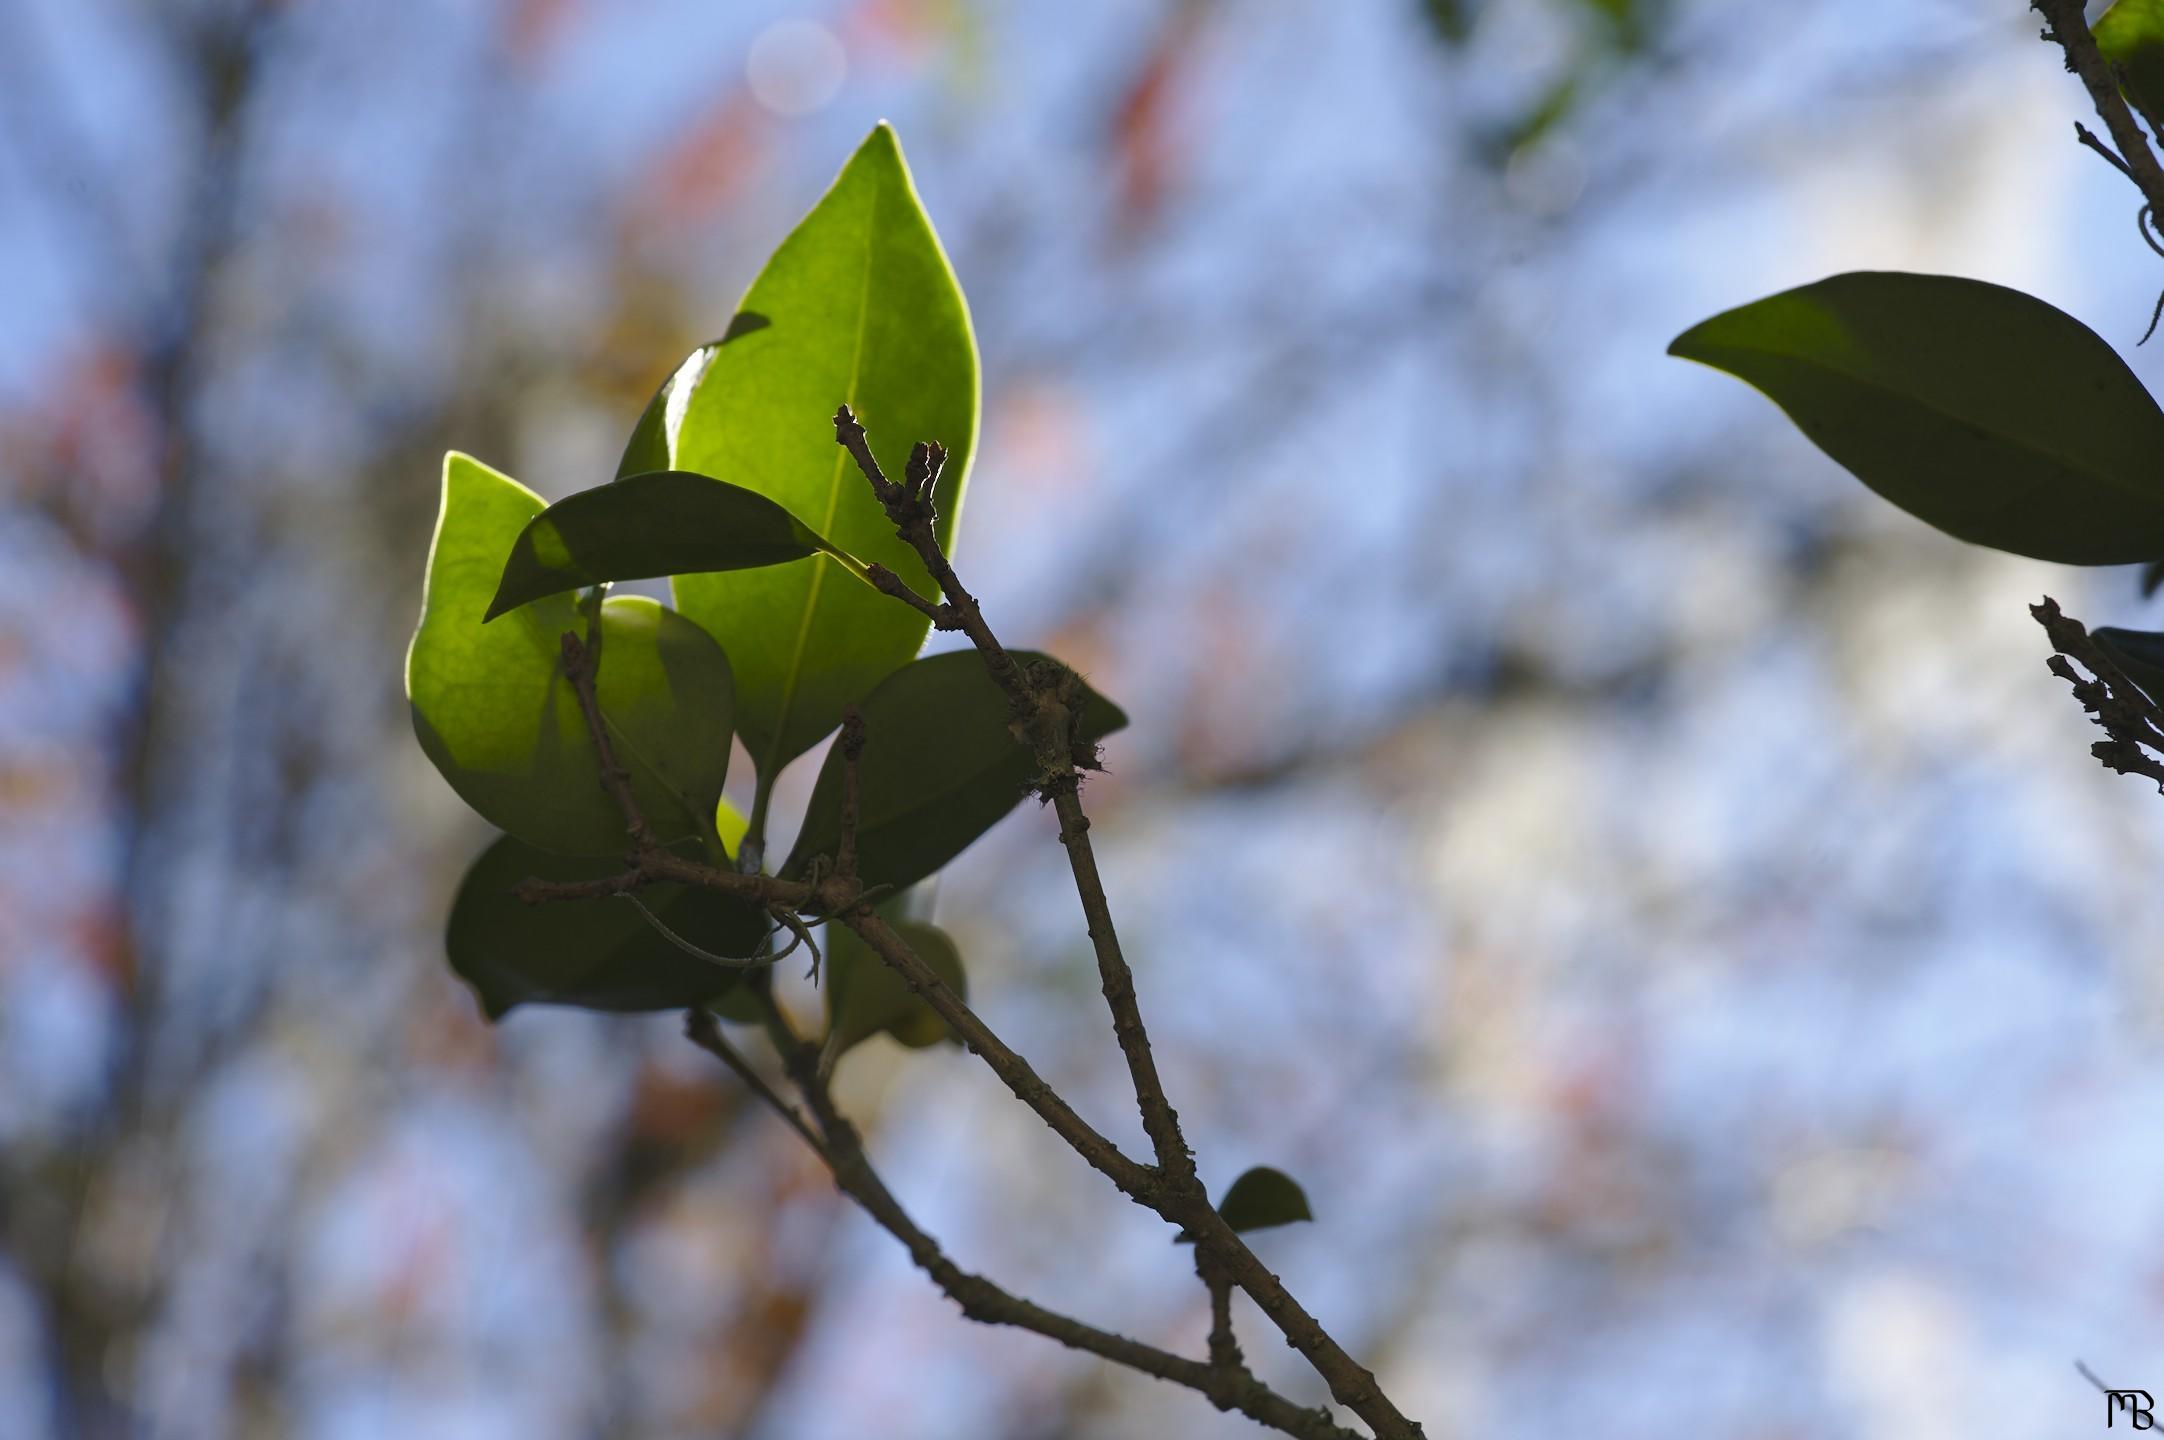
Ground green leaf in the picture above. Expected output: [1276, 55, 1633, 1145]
[1216, 1167, 1314, 1232]
[1175, 1166, 1315, 1243]
[2097, 0, 2164, 126]
[715, 795, 750, 855]
[1669, 272, 2164, 564]
[783, 650, 1127, 892]
[407, 452, 736, 855]
[486, 471, 869, 621]
[671, 122, 980, 778]
[446, 834, 767, 1020]
[619, 342, 716, 480]
[615, 316, 775, 481]
[2094, 626, 2164, 707]
[824, 916, 967, 1059]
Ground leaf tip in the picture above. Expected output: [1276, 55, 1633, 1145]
[854, 119, 909, 175]
[1666, 318, 1714, 363]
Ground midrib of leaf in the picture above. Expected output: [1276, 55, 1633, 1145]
[1724, 346, 2164, 502]
[759, 181, 882, 780]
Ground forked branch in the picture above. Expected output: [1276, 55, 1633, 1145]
[833, 406, 1425, 1439]
[536, 623, 1366, 1438]
[685, 1007, 1360, 1440]
[2033, 596, 2164, 790]
[2036, 0, 2164, 220]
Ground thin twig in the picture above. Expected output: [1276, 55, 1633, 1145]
[2075, 1360, 2152, 1426]
[2032, 596, 2164, 790]
[2076, 119, 2136, 179]
[2141, 285, 2164, 345]
[719, 992, 1359, 1440]
[1199, 1247, 1245, 1381]
[536, 626, 1156, 1198]
[863, 561, 959, 629]
[833, 409, 1426, 1440]
[833, 408, 1031, 699]
[765, 902, 824, 983]
[542, 434, 1415, 1437]
[834, 405, 1192, 1185]
[838, 909, 1159, 1199]
[536, 882, 1161, 1204]
[684, 1008, 825, 1153]
[618, 893, 787, 971]
[558, 630, 657, 851]
[2038, 0, 2164, 221]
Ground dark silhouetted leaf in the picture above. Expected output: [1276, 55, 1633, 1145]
[2141, 560, 2164, 599]
[1670, 272, 2164, 563]
[1419, 0, 1474, 46]
[486, 470, 867, 621]
[783, 650, 1126, 892]
[671, 123, 980, 778]
[447, 835, 767, 1020]
[2095, 626, 2164, 708]
[823, 916, 967, 1060]
[407, 453, 735, 855]
[1175, 1166, 1315, 1243]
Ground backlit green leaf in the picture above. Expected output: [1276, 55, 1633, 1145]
[486, 470, 868, 621]
[783, 650, 1126, 892]
[618, 342, 715, 480]
[671, 123, 980, 778]
[615, 316, 775, 481]
[1669, 272, 2164, 563]
[2097, 0, 2164, 126]
[1176, 1166, 1315, 1243]
[824, 916, 967, 1059]
[715, 795, 749, 855]
[446, 834, 767, 1020]
[407, 452, 736, 855]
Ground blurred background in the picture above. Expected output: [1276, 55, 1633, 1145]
[7, 0, 2164, 1436]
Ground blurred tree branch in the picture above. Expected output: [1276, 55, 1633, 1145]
[0, 5, 283, 1432]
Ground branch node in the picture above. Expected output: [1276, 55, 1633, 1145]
[2038, 0, 2164, 253]
[2031, 595, 2164, 791]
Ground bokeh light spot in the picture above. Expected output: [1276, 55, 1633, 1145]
[746, 20, 846, 118]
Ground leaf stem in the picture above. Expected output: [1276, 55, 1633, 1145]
[742, 768, 776, 875]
